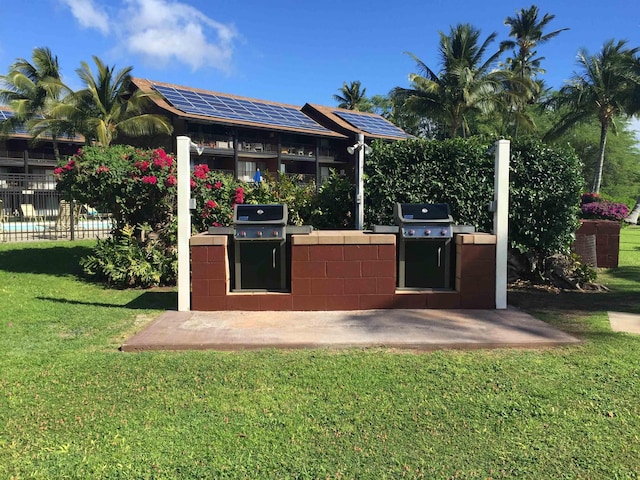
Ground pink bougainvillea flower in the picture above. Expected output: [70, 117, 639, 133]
[212, 222, 221, 227]
[194, 164, 210, 179]
[53, 167, 64, 175]
[135, 160, 150, 171]
[206, 183, 212, 190]
[214, 181, 222, 189]
[142, 175, 158, 185]
[190, 178, 196, 189]
[165, 175, 177, 186]
[96, 165, 110, 173]
[206, 200, 217, 209]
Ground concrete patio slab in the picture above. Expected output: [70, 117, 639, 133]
[121, 307, 580, 352]
[609, 311, 640, 335]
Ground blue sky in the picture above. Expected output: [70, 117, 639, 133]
[1, 0, 639, 133]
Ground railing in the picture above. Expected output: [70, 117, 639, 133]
[0, 173, 114, 243]
[0, 150, 57, 161]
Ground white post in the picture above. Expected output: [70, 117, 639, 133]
[494, 139, 510, 309]
[177, 136, 191, 312]
[355, 133, 365, 230]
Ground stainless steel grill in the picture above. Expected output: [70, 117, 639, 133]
[231, 204, 288, 291]
[208, 204, 311, 291]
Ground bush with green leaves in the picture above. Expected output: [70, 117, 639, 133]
[509, 137, 583, 258]
[80, 224, 176, 287]
[310, 170, 355, 229]
[365, 136, 584, 278]
[247, 171, 315, 226]
[365, 137, 494, 230]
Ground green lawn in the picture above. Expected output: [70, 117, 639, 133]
[1, 230, 639, 479]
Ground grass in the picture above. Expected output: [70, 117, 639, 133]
[1, 230, 639, 479]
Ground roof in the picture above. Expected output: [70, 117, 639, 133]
[0, 106, 84, 143]
[302, 104, 411, 141]
[132, 78, 348, 139]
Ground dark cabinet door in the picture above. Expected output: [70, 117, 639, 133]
[238, 241, 284, 290]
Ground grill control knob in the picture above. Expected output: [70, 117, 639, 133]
[239, 231, 246, 238]
[256, 230, 263, 238]
[408, 229, 415, 236]
[424, 229, 431, 236]
[273, 230, 279, 237]
[441, 229, 447, 236]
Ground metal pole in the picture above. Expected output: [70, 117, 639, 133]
[177, 136, 191, 312]
[355, 133, 365, 230]
[493, 139, 510, 309]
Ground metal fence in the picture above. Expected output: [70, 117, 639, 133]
[0, 174, 114, 242]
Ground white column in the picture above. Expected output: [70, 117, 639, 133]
[177, 136, 191, 312]
[355, 133, 365, 230]
[494, 139, 510, 309]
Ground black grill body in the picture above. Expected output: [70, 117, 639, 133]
[233, 204, 287, 291]
[394, 202, 454, 290]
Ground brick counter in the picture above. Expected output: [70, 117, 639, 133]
[190, 231, 497, 311]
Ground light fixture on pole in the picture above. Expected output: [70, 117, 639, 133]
[346, 133, 371, 230]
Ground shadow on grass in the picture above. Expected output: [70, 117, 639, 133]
[36, 291, 178, 311]
[0, 245, 93, 277]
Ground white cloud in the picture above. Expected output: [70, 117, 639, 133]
[60, 0, 110, 35]
[118, 0, 238, 73]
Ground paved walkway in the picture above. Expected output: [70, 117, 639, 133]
[121, 307, 580, 352]
[609, 311, 640, 335]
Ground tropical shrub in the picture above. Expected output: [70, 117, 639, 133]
[365, 137, 494, 230]
[310, 170, 355, 229]
[579, 192, 630, 221]
[190, 165, 245, 232]
[365, 136, 584, 280]
[508, 137, 584, 258]
[247, 172, 315, 226]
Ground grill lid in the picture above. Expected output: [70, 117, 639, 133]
[394, 203, 452, 224]
[234, 204, 288, 225]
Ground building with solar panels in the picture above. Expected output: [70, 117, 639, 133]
[131, 78, 410, 185]
[0, 106, 83, 176]
[1, 81, 410, 185]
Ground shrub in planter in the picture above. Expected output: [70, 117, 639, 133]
[579, 192, 630, 221]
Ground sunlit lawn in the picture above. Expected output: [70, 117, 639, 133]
[1, 230, 639, 479]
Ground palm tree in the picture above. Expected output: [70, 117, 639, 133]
[39, 56, 172, 147]
[545, 40, 640, 193]
[500, 6, 568, 136]
[0, 47, 73, 160]
[333, 81, 372, 112]
[393, 23, 505, 138]
[501, 5, 568, 78]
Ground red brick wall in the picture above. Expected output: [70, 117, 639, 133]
[190, 233, 497, 311]
[575, 220, 620, 268]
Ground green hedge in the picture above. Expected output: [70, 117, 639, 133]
[364, 136, 583, 258]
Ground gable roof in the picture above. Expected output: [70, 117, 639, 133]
[132, 78, 347, 139]
[302, 104, 411, 141]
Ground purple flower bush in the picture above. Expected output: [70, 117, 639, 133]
[580, 192, 629, 221]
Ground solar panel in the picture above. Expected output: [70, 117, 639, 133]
[333, 110, 410, 138]
[153, 85, 333, 134]
[0, 109, 29, 135]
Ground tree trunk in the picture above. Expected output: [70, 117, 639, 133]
[625, 196, 640, 224]
[592, 121, 608, 193]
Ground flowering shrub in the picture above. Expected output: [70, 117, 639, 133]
[189, 166, 245, 232]
[55, 145, 179, 286]
[581, 201, 630, 221]
[579, 192, 630, 221]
